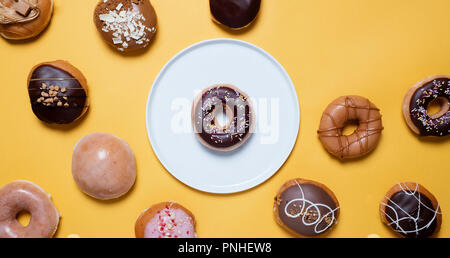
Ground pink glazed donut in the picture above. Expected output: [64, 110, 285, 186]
[135, 202, 197, 238]
[0, 181, 60, 238]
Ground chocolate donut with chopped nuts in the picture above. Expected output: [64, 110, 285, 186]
[27, 60, 89, 124]
[94, 0, 157, 54]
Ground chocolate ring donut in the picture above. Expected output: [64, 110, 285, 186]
[318, 96, 383, 159]
[192, 84, 255, 151]
[135, 202, 197, 238]
[380, 182, 442, 238]
[0, 181, 60, 238]
[210, 0, 261, 30]
[94, 0, 157, 54]
[0, 0, 53, 40]
[27, 60, 89, 124]
[402, 75, 450, 137]
[274, 179, 340, 237]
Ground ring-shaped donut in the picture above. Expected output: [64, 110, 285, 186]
[402, 75, 450, 137]
[0, 180, 60, 238]
[317, 96, 383, 159]
[192, 84, 255, 151]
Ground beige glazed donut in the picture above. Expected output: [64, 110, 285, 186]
[0, 180, 60, 238]
[0, 0, 53, 40]
[72, 132, 136, 200]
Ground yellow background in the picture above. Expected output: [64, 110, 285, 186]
[0, 0, 449, 238]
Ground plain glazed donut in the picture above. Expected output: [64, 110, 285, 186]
[192, 84, 255, 151]
[135, 202, 197, 238]
[0, 180, 60, 238]
[380, 182, 442, 238]
[273, 178, 340, 237]
[72, 132, 136, 200]
[317, 96, 383, 159]
[402, 75, 450, 137]
[0, 0, 53, 40]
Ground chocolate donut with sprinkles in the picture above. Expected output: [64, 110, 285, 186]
[192, 84, 255, 151]
[403, 75, 450, 137]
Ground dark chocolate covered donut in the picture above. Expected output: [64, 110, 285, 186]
[274, 179, 340, 237]
[380, 182, 442, 238]
[27, 60, 88, 124]
[192, 84, 254, 151]
[403, 75, 450, 137]
[210, 0, 261, 29]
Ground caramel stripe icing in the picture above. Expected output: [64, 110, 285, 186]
[318, 96, 383, 159]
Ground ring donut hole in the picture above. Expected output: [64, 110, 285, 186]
[341, 120, 360, 136]
[212, 104, 234, 129]
[16, 210, 32, 227]
[427, 97, 450, 119]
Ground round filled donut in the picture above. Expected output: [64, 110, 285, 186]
[94, 0, 157, 54]
[0, 0, 53, 40]
[72, 132, 136, 200]
[27, 60, 89, 125]
[135, 202, 197, 238]
[274, 178, 340, 237]
[402, 75, 450, 137]
[317, 95, 383, 159]
[0, 180, 60, 238]
[192, 84, 255, 151]
[380, 182, 442, 238]
[210, 0, 261, 30]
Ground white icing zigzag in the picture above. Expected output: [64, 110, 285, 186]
[284, 180, 339, 234]
[381, 183, 441, 237]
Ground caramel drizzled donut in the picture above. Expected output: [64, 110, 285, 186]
[192, 84, 255, 151]
[27, 60, 89, 124]
[402, 75, 450, 137]
[0, 0, 53, 40]
[72, 133, 136, 200]
[0, 181, 60, 238]
[135, 202, 197, 238]
[274, 179, 340, 237]
[210, 0, 261, 30]
[94, 0, 157, 53]
[380, 182, 442, 238]
[318, 96, 383, 159]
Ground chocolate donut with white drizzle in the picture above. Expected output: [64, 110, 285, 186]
[380, 182, 442, 238]
[274, 179, 340, 237]
[192, 84, 254, 151]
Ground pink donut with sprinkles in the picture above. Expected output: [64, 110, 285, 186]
[135, 202, 197, 238]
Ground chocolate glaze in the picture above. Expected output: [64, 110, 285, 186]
[409, 78, 450, 136]
[28, 65, 87, 124]
[94, 0, 157, 53]
[193, 86, 252, 149]
[210, 0, 261, 29]
[276, 183, 339, 237]
[384, 190, 438, 238]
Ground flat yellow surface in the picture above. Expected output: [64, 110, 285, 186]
[0, 0, 449, 238]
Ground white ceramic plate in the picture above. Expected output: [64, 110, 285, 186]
[146, 39, 299, 194]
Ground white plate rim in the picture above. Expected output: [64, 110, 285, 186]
[145, 38, 300, 194]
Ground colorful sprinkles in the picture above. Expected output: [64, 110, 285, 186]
[409, 78, 450, 136]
